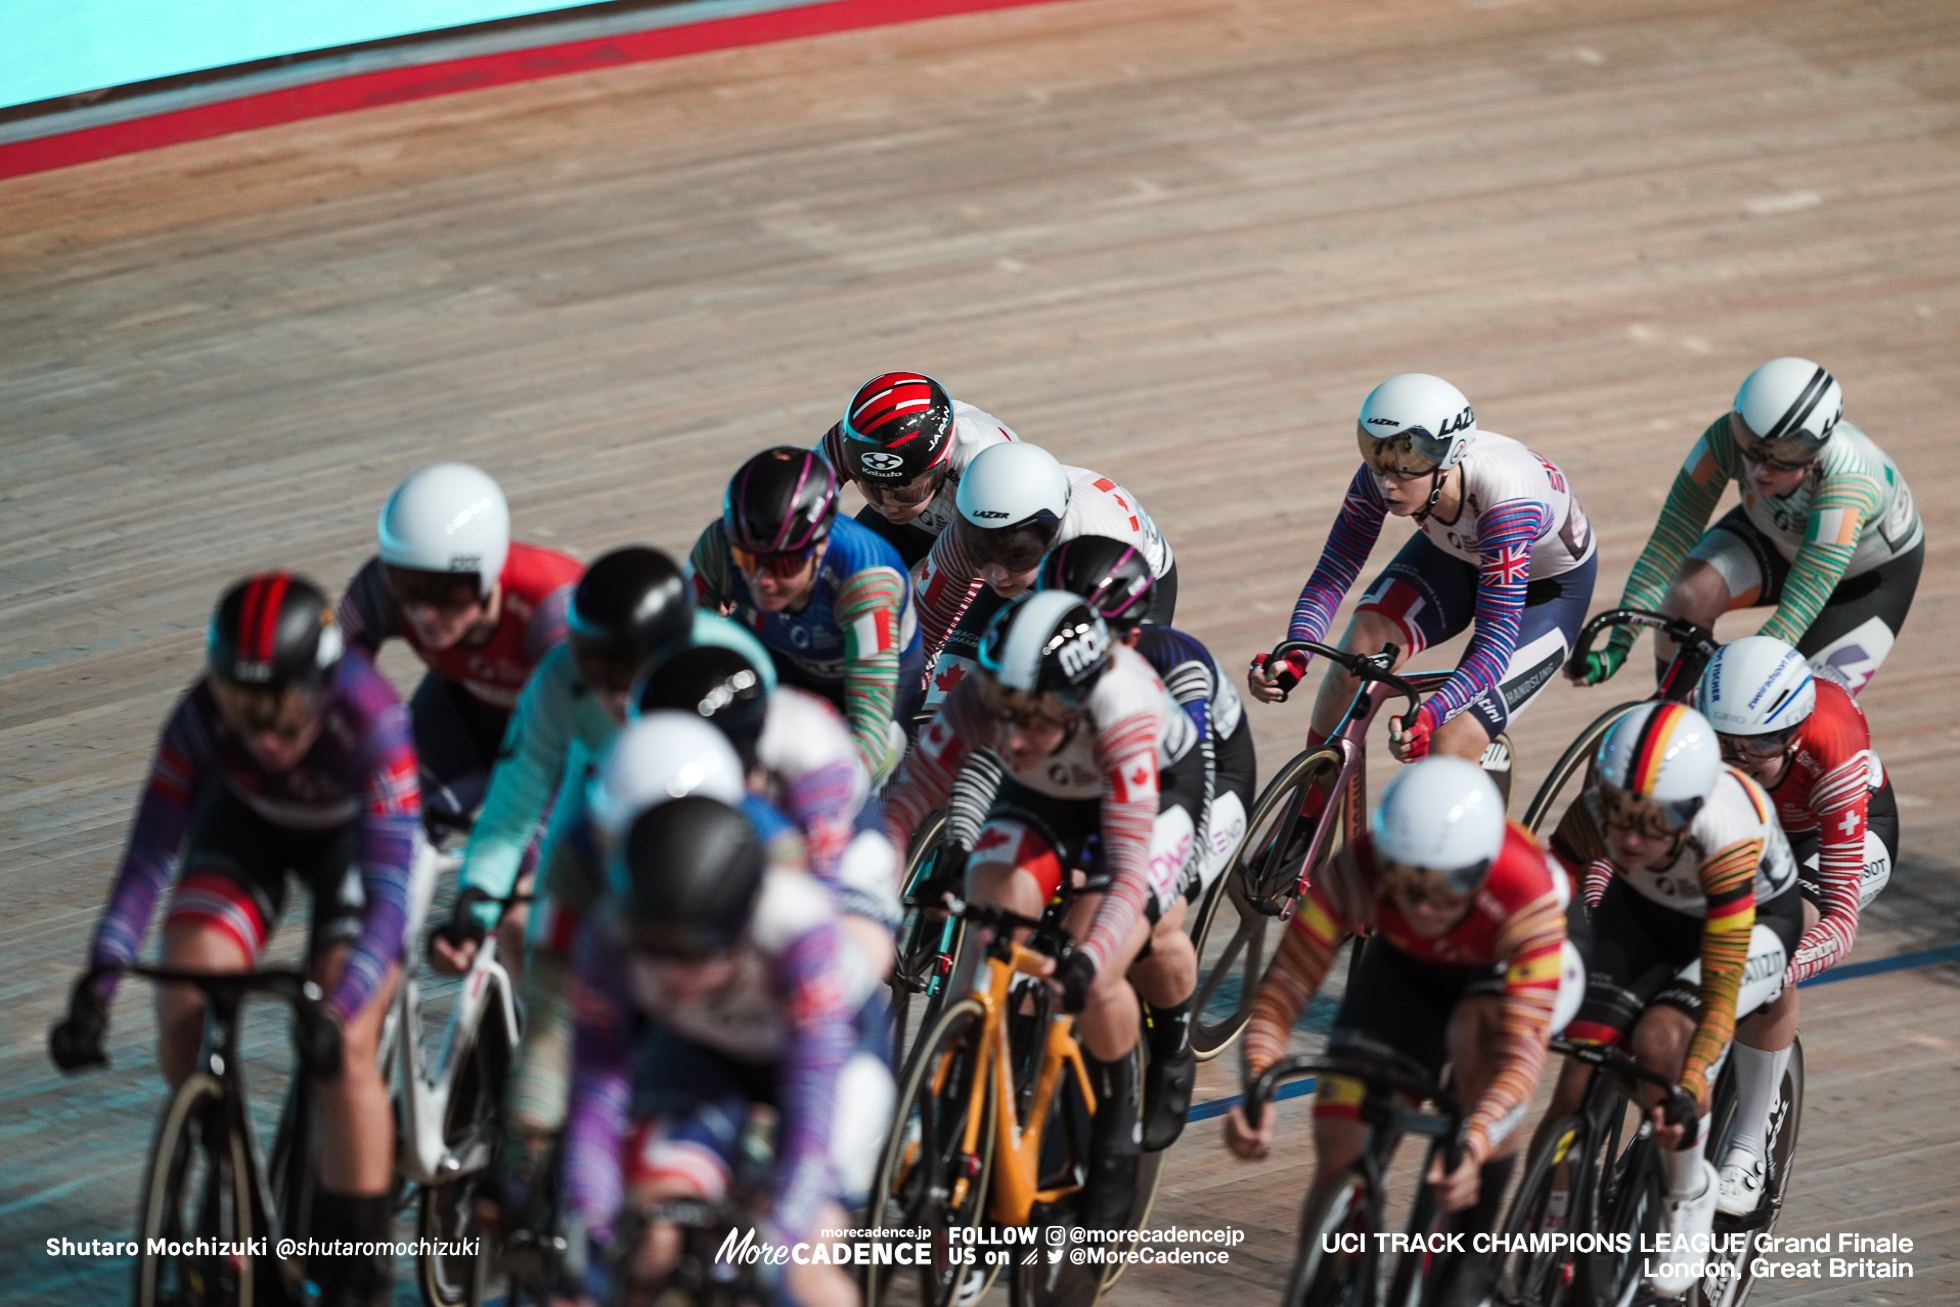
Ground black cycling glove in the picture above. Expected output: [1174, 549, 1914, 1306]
[49, 976, 110, 1072]
[1055, 952, 1096, 1015]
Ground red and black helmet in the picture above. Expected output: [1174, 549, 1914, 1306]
[839, 372, 955, 484]
[208, 572, 343, 692]
[723, 446, 840, 554]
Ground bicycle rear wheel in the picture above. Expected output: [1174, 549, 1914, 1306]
[1497, 1115, 1591, 1307]
[1189, 746, 1344, 1060]
[417, 997, 512, 1307]
[1281, 1164, 1379, 1307]
[135, 1072, 256, 1307]
[1692, 1038, 1804, 1307]
[866, 997, 996, 1307]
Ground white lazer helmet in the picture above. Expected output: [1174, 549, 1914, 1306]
[1591, 703, 1722, 832]
[1733, 358, 1842, 451]
[1356, 374, 1478, 471]
[588, 711, 746, 841]
[1698, 636, 1815, 739]
[1370, 756, 1506, 895]
[377, 463, 510, 597]
[956, 442, 1071, 532]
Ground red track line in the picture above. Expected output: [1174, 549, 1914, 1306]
[0, 0, 1066, 182]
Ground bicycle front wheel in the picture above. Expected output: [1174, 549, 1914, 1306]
[1522, 701, 1641, 836]
[891, 811, 966, 1063]
[1189, 745, 1345, 1060]
[865, 997, 995, 1307]
[1282, 1164, 1379, 1307]
[135, 1072, 256, 1307]
[417, 996, 512, 1307]
[1692, 1038, 1805, 1307]
[1497, 1115, 1590, 1306]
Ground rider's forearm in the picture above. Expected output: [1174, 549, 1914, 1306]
[331, 809, 418, 1021]
[1421, 503, 1540, 726]
[1241, 907, 1338, 1079]
[1790, 757, 1872, 981]
[1286, 467, 1384, 643]
[1619, 423, 1729, 617]
[562, 930, 635, 1232]
[1759, 530, 1864, 647]
[458, 655, 576, 921]
[836, 570, 907, 776]
[771, 927, 856, 1245]
[881, 692, 975, 850]
[913, 528, 983, 662]
[1469, 894, 1565, 1160]
[1684, 840, 1760, 1098]
[1078, 713, 1161, 971]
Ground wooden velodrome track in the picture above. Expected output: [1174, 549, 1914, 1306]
[4, 0, 1958, 1301]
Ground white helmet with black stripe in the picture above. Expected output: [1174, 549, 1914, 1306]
[976, 589, 1111, 708]
[1734, 357, 1843, 451]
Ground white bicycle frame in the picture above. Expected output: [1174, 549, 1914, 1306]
[385, 837, 524, 1188]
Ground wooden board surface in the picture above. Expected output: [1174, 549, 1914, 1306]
[3, 0, 1957, 1300]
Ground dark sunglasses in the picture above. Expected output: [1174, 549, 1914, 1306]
[730, 544, 819, 578]
[1728, 412, 1818, 472]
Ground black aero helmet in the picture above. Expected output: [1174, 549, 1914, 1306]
[978, 589, 1112, 708]
[1036, 535, 1155, 632]
[632, 644, 769, 769]
[723, 447, 839, 555]
[209, 572, 344, 692]
[610, 795, 767, 959]
[569, 546, 691, 671]
[839, 372, 956, 485]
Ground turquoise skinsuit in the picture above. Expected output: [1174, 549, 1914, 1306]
[456, 610, 774, 928]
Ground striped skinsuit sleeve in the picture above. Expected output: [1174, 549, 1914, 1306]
[834, 566, 907, 777]
[1757, 468, 1878, 646]
[1790, 755, 1872, 982]
[1287, 466, 1388, 644]
[1417, 498, 1547, 732]
[1077, 708, 1164, 972]
[1682, 837, 1761, 1102]
[1466, 889, 1566, 1162]
[1615, 419, 1732, 652]
[1240, 884, 1345, 1081]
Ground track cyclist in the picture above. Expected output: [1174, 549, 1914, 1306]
[49, 574, 418, 1307]
[817, 371, 1021, 569]
[1572, 357, 1923, 694]
[1248, 373, 1596, 772]
[436, 546, 772, 1203]
[561, 790, 890, 1307]
[634, 642, 902, 977]
[884, 590, 1205, 1223]
[1546, 703, 1801, 1299]
[689, 446, 921, 781]
[1690, 636, 1897, 1216]
[337, 462, 580, 834]
[1032, 533, 1258, 1144]
[1224, 757, 1570, 1307]
[913, 440, 1175, 704]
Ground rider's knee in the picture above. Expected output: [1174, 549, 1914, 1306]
[1630, 1004, 1693, 1074]
[1662, 561, 1730, 627]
